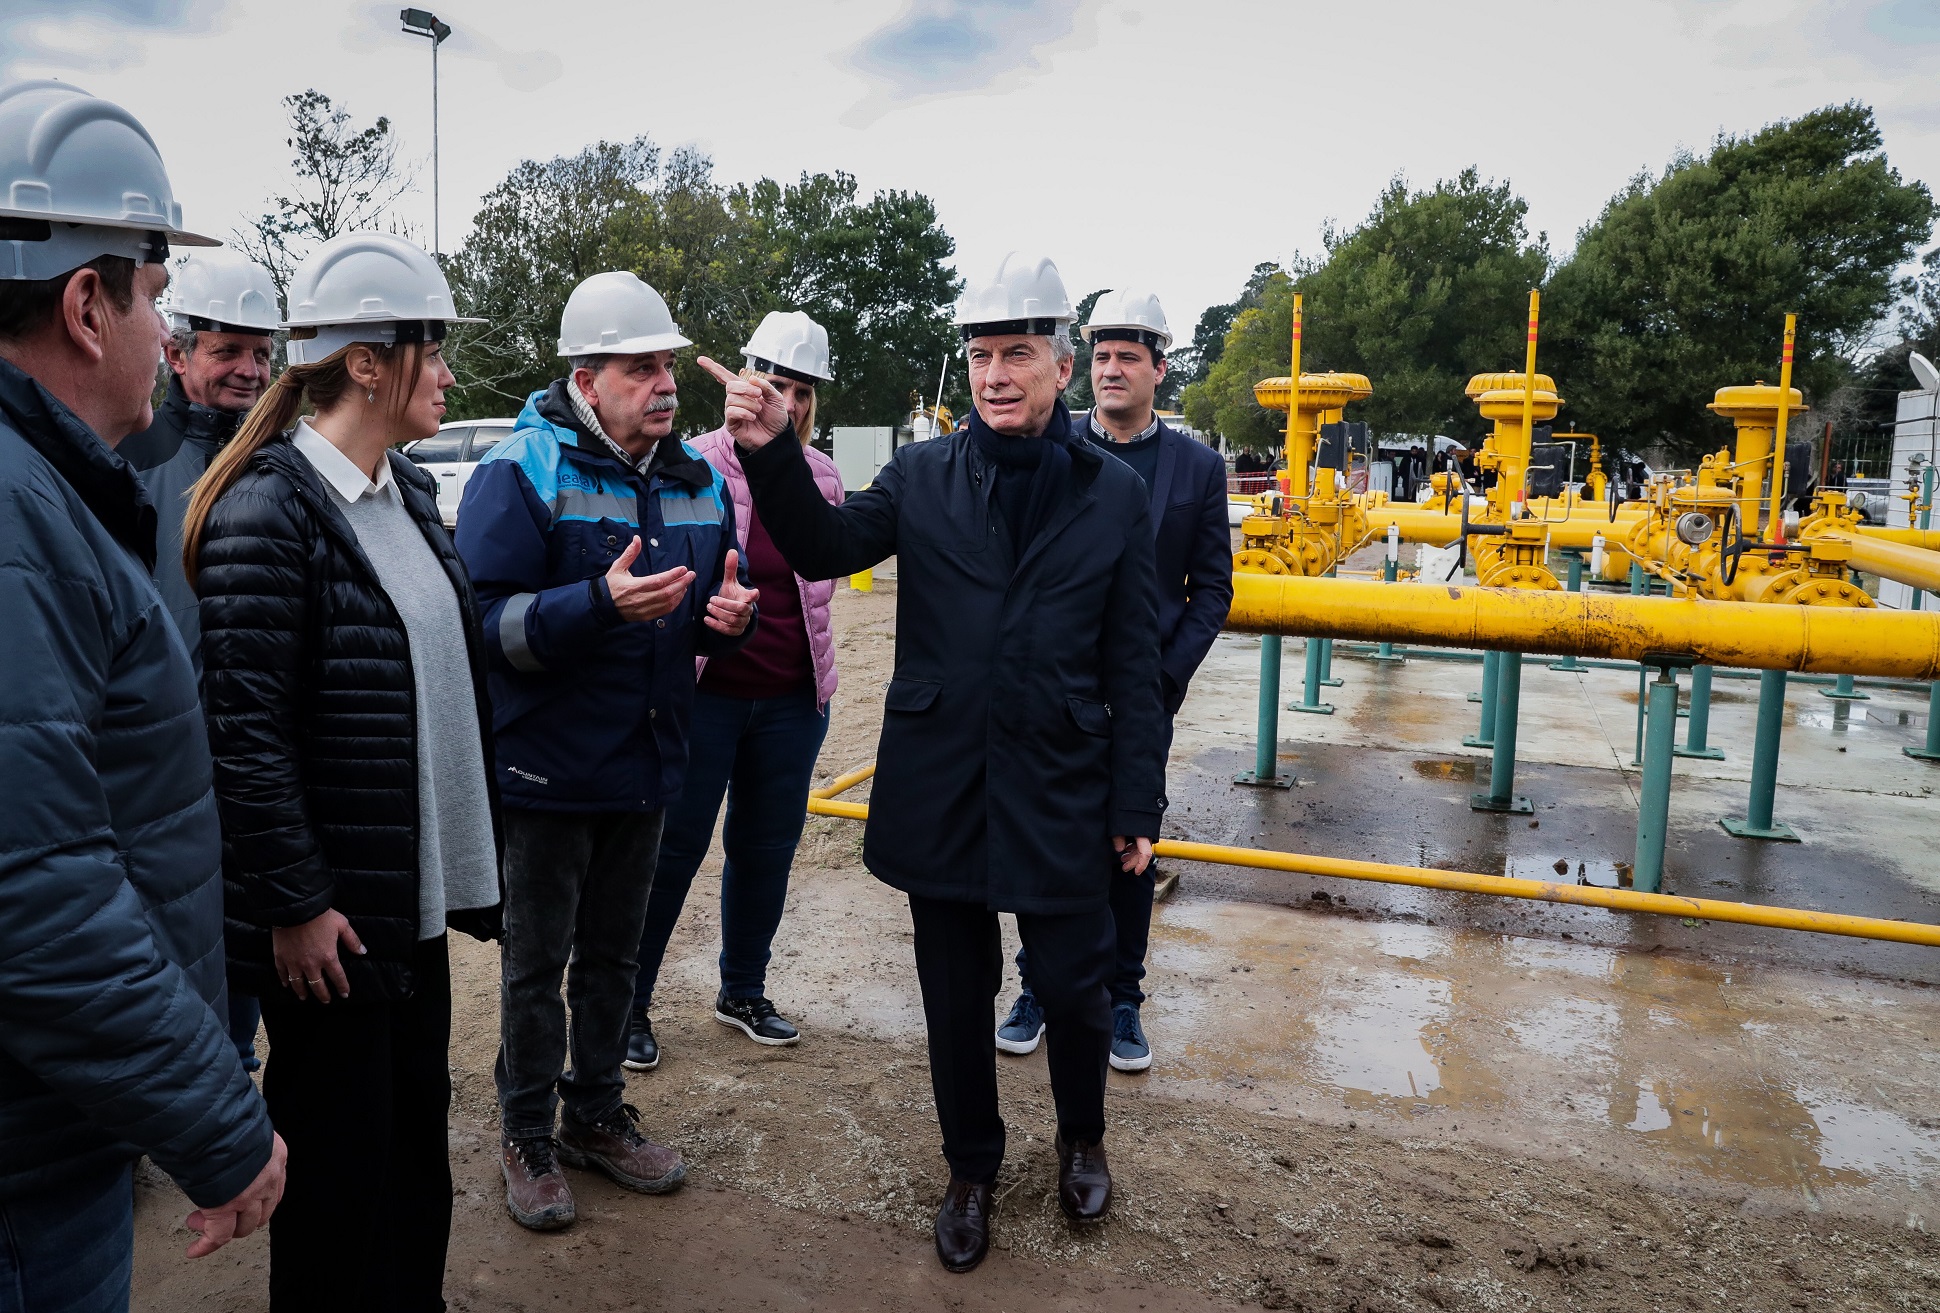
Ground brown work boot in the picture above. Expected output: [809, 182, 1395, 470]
[1055, 1135, 1112, 1225]
[501, 1133, 576, 1231]
[557, 1103, 687, 1194]
[934, 1177, 995, 1272]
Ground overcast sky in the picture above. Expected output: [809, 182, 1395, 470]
[7, 0, 1937, 340]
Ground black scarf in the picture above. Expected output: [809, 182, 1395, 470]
[969, 396, 1074, 561]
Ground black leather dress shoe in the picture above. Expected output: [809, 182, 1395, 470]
[934, 1178, 994, 1272]
[1055, 1135, 1112, 1225]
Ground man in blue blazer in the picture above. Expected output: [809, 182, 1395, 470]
[998, 289, 1233, 1073]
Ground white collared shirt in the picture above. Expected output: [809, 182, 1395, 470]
[293, 420, 395, 504]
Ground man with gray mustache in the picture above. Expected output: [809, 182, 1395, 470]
[456, 271, 758, 1231]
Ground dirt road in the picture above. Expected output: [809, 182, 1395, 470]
[133, 583, 1939, 1311]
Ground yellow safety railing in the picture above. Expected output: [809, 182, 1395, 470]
[804, 763, 1940, 948]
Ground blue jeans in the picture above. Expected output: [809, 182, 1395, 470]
[0, 1165, 132, 1313]
[634, 687, 830, 1008]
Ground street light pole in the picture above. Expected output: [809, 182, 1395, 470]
[399, 9, 451, 254]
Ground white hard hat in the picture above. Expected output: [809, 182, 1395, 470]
[0, 80, 217, 281]
[741, 310, 832, 383]
[281, 231, 482, 366]
[1080, 287, 1173, 354]
[165, 248, 281, 335]
[954, 251, 1074, 339]
[558, 271, 692, 358]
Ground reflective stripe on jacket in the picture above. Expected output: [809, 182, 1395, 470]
[457, 382, 751, 811]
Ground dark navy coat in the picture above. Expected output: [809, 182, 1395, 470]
[1073, 413, 1234, 712]
[456, 382, 750, 812]
[0, 358, 273, 1208]
[740, 402, 1167, 914]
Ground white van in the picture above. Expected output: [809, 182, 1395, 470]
[401, 419, 517, 526]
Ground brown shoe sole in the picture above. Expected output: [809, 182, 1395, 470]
[556, 1139, 687, 1195]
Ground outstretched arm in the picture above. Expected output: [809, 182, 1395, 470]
[700, 356, 901, 581]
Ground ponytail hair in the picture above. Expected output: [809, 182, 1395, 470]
[182, 339, 421, 589]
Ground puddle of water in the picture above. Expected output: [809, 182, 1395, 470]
[1311, 970, 1450, 1100]
[1411, 758, 1477, 781]
[1796, 1090, 1940, 1176]
[1155, 902, 1940, 1194]
[1792, 705, 1873, 732]
[1503, 853, 1630, 889]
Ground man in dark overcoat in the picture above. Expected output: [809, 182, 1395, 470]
[700, 251, 1167, 1273]
[998, 286, 1233, 1074]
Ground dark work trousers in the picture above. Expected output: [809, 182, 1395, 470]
[228, 990, 262, 1069]
[496, 809, 665, 1139]
[259, 934, 452, 1313]
[1017, 714, 1173, 1008]
[0, 1164, 133, 1313]
[909, 892, 1115, 1185]
[634, 688, 830, 1009]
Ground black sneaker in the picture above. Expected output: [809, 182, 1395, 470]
[623, 1008, 659, 1071]
[714, 993, 800, 1046]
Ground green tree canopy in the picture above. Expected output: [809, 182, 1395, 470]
[1183, 170, 1548, 451]
[1545, 102, 1935, 463]
[444, 137, 960, 433]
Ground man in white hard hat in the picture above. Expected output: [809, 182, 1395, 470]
[0, 80, 286, 1302]
[457, 270, 758, 1232]
[997, 288, 1233, 1074]
[121, 248, 280, 662]
[712, 252, 1166, 1272]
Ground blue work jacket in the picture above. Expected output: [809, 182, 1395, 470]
[456, 382, 751, 812]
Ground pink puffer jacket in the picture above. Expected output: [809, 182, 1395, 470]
[691, 427, 844, 709]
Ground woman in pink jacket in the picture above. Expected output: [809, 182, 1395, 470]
[627, 312, 844, 1067]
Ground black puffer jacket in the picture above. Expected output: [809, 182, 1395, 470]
[196, 433, 501, 1001]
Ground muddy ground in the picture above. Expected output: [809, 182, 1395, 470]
[133, 580, 1940, 1311]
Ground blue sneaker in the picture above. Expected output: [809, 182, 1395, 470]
[1109, 1003, 1152, 1072]
[995, 991, 1045, 1055]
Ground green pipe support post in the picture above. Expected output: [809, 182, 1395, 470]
[1632, 667, 1681, 894]
[1291, 637, 1334, 716]
[1675, 664, 1725, 760]
[1372, 558, 1405, 663]
[1463, 650, 1501, 746]
[1721, 669, 1799, 841]
[1234, 635, 1294, 787]
[1549, 553, 1588, 672]
[1318, 639, 1343, 687]
[1471, 652, 1532, 813]
[1821, 673, 1869, 702]
[1629, 561, 1646, 595]
[1907, 681, 1940, 763]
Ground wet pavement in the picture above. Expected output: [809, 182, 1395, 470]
[1080, 623, 1940, 1219]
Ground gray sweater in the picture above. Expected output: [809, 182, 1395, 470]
[299, 427, 498, 937]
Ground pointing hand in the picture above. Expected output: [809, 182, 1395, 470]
[699, 356, 790, 449]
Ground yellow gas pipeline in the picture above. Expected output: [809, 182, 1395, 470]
[805, 770, 1940, 948]
[1226, 573, 1940, 677]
